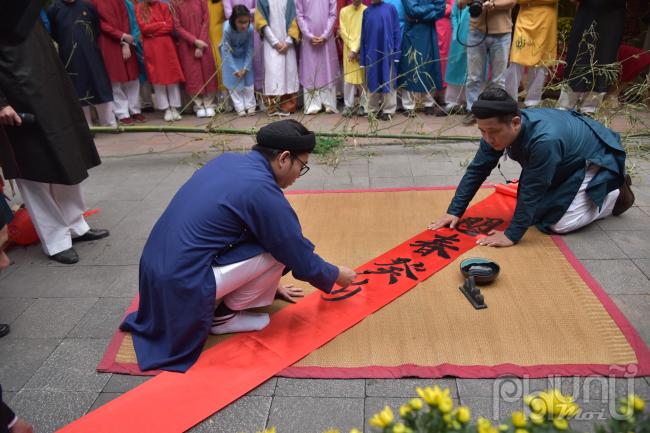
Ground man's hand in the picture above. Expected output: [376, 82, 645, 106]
[336, 266, 357, 288]
[194, 39, 209, 50]
[276, 283, 304, 303]
[121, 43, 132, 61]
[277, 42, 289, 54]
[427, 214, 459, 231]
[348, 50, 358, 61]
[10, 418, 34, 433]
[476, 230, 514, 247]
[122, 33, 135, 44]
[0, 106, 21, 126]
[194, 47, 204, 58]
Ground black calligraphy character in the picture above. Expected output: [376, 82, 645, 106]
[456, 217, 505, 236]
[321, 278, 368, 301]
[410, 234, 460, 259]
[362, 257, 426, 284]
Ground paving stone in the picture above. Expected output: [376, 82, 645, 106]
[8, 298, 98, 339]
[68, 297, 133, 338]
[9, 389, 97, 433]
[561, 225, 627, 260]
[89, 238, 146, 266]
[0, 338, 60, 391]
[3, 392, 15, 406]
[640, 206, 650, 217]
[246, 378, 277, 397]
[275, 378, 364, 397]
[370, 176, 415, 188]
[0, 297, 35, 324]
[581, 260, 650, 294]
[0, 266, 120, 298]
[88, 392, 122, 412]
[634, 259, 650, 279]
[324, 176, 371, 190]
[103, 265, 139, 297]
[611, 295, 650, 347]
[412, 175, 463, 187]
[366, 378, 457, 398]
[597, 207, 650, 231]
[456, 378, 562, 400]
[189, 396, 272, 433]
[83, 200, 136, 230]
[268, 396, 364, 433]
[369, 157, 412, 178]
[410, 159, 466, 177]
[102, 373, 151, 393]
[569, 399, 613, 433]
[24, 339, 111, 392]
[609, 230, 650, 259]
[289, 176, 326, 191]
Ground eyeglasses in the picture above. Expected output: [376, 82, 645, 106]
[293, 156, 310, 177]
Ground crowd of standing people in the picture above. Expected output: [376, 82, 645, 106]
[41, 0, 631, 125]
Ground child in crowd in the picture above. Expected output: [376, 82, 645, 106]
[174, 0, 219, 118]
[338, 0, 367, 117]
[136, 0, 186, 121]
[221, 4, 256, 116]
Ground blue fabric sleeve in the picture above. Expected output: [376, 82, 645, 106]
[241, 186, 339, 293]
[359, 9, 367, 67]
[401, 0, 445, 22]
[221, 24, 238, 73]
[447, 140, 502, 217]
[391, 6, 401, 62]
[504, 139, 562, 243]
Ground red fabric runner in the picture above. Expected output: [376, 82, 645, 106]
[58, 191, 516, 433]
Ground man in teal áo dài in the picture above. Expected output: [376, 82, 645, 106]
[429, 88, 634, 247]
[121, 120, 357, 372]
[397, 0, 446, 116]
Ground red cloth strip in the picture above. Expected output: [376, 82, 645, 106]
[58, 190, 516, 433]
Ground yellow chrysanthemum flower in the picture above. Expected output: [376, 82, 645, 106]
[529, 412, 545, 425]
[409, 398, 423, 411]
[257, 428, 276, 433]
[515, 429, 529, 433]
[456, 406, 471, 424]
[393, 423, 407, 433]
[511, 411, 527, 428]
[552, 418, 569, 431]
[626, 394, 646, 412]
[370, 406, 395, 428]
[498, 424, 509, 432]
[416, 386, 444, 407]
[322, 429, 340, 433]
[399, 404, 412, 418]
[349, 429, 362, 433]
[439, 397, 454, 414]
[618, 405, 633, 419]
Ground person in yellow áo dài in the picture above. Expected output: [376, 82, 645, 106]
[338, 0, 367, 117]
[505, 0, 558, 107]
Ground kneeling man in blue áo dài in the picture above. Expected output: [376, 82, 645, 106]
[120, 119, 357, 372]
[429, 87, 635, 247]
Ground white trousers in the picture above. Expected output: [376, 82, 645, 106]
[111, 80, 141, 119]
[368, 90, 397, 114]
[550, 165, 620, 234]
[213, 252, 284, 311]
[15, 179, 90, 256]
[343, 82, 367, 109]
[445, 84, 466, 107]
[557, 88, 606, 114]
[229, 86, 256, 113]
[505, 63, 546, 107]
[192, 92, 217, 111]
[153, 83, 182, 110]
[401, 89, 435, 110]
[82, 102, 117, 127]
[303, 87, 338, 114]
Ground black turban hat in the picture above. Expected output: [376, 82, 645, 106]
[471, 99, 520, 119]
[256, 119, 316, 153]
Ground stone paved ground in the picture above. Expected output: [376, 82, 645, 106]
[0, 110, 649, 433]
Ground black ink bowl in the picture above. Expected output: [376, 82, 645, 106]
[460, 258, 500, 285]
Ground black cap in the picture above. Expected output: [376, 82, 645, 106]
[256, 120, 316, 152]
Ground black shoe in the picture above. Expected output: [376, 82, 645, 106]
[379, 112, 392, 121]
[613, 174, 635, 216]
[49, 247, 79, 264]
[402, 109, 416, 117]
[72, 229, 110, 243]
[0, 324, 9, 338]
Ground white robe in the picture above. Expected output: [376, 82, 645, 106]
[262, 0, 299, 95]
